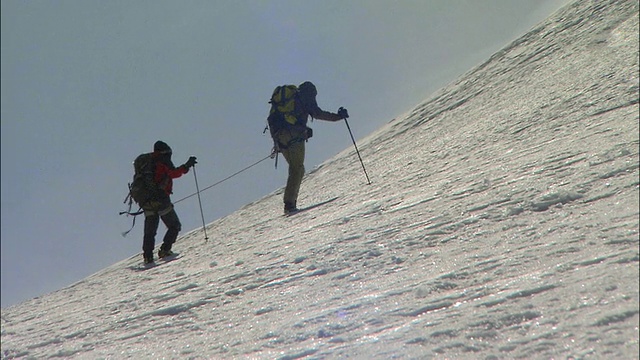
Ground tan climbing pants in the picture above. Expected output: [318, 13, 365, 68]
[276, 127, 307, 207]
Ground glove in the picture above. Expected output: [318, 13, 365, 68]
[337, 107, 349, 119]
[184, 156, 197, 168]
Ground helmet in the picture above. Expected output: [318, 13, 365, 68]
[153, 140, 172, 154]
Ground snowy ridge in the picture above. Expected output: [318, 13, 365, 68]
[2, 0, 639, 359]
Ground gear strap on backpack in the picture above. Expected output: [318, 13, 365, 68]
[120, 191, 143, 237]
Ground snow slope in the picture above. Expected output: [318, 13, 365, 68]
[2, 0, 638, 359]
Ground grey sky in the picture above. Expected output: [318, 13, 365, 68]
[1, 0, 570, 307]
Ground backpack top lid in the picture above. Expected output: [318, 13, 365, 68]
[154, 140, 172, 154]
[134, 152, 154, 175]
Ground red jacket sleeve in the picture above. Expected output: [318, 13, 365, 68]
[154, 161, 187, 194]
[165, 163, 188, 179]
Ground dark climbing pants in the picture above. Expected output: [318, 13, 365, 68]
[143, 205, 181, 258]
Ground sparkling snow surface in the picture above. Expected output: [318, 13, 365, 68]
[2, 1, 638, 359]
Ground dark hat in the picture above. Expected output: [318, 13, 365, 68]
[154, 140, 172, 154]
[298, 81, 317, 96]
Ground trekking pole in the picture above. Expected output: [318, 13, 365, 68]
[344, 118, 371, 185]
[192, 165, 209, 242]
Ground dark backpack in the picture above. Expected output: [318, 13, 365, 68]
[128, 153, 161, 207]
[120, 153, 161, 236]
[266, 85, 300, 138]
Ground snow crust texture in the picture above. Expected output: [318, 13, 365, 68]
[2, 0, 638, 359]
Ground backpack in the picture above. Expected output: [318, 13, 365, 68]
[119, 153, 161, 236]
[266, 85, 300, 138]
[128, 153, 161, 207]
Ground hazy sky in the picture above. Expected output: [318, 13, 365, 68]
[1, 0, 571, 307]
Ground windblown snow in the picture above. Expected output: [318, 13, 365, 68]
[2, 1, 638, 359]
